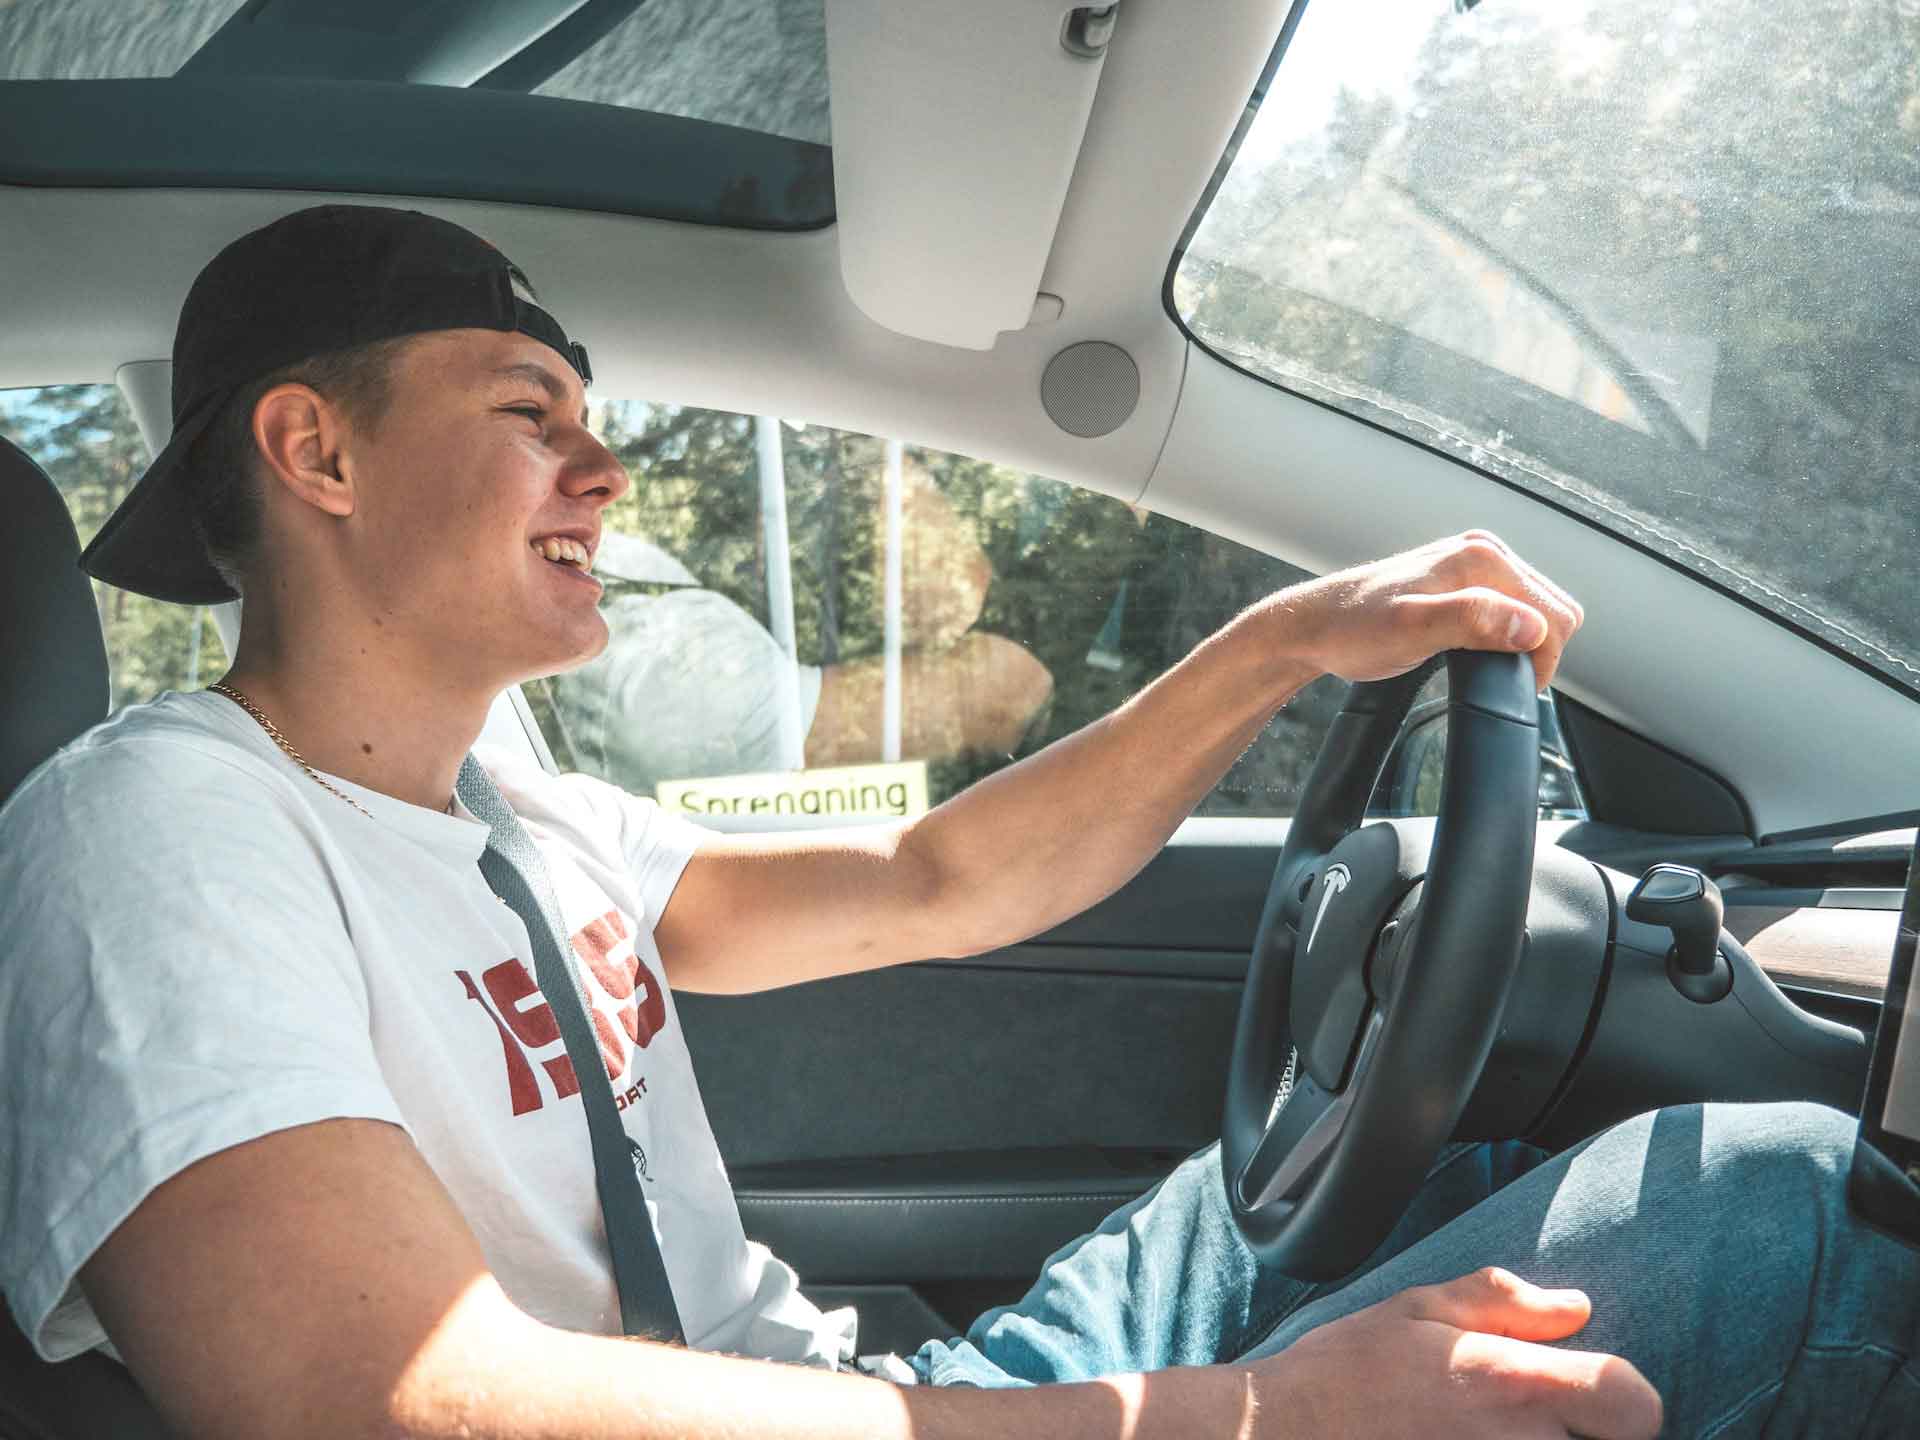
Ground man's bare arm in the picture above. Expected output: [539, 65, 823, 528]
[80, 1119, 1254, 1440]
[658, 533, 1581, 995]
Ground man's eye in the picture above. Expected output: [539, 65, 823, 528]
[504, 404, 545, 423]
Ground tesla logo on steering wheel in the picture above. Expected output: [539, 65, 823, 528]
[1305, 864, 1351, 955]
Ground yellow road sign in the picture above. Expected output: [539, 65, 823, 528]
[657, 760, 929, 822]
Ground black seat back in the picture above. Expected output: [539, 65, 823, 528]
[0, 435, 178, 1435]
[0, 436, 109, 809]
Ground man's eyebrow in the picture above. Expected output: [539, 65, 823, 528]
[491, 361, 589, 424]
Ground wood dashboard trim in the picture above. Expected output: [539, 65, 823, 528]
[1724, 904, 1895, 1000]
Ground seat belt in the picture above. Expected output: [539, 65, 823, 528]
[455, 755, 687, 1345]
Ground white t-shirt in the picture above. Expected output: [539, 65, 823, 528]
[0, 690, 851, 1366]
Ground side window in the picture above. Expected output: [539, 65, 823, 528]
[1, 385, 230, 710]
[530, 399, 1359, 828]
[3, 384, 1588, 822]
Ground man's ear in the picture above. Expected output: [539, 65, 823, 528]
[253, 383, 356, 518]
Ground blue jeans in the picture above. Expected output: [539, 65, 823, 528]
[911, 1103, 1920, 1435]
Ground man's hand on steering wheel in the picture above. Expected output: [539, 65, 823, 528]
[1269, 530, 1584, 690]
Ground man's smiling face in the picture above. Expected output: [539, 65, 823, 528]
[336, 327, 628, 688]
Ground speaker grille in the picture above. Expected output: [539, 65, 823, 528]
[1041, 342, 1140, 438]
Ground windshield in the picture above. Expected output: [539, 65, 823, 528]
[1174, 0, 1920, 693]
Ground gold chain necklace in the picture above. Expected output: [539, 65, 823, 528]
[209, 681, 375, 820]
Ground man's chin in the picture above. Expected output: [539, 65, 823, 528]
[526, 613, 611, 680]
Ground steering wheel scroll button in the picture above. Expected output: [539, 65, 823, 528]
[1626, 863, 1734, 1004]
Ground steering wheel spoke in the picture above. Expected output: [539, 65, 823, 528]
[1236, 1010, 1381, 1211]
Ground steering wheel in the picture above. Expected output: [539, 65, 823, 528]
[1221, 649, 1541, 1280]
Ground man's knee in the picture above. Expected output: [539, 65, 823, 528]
[1551, 1103, 1857, 1313]
[1565, 1101, 1856, 1242]
[1644, 1100, 1858, 1235]
[1697, 1099, 1855, 1177]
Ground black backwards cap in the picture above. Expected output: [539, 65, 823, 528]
[80, 204, 593, 606]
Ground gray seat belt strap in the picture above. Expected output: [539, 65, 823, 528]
[456, 755, 687, 1345]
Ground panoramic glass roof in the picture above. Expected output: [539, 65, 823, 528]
[0, 1, 833, 227]
[0, 0, 241, 79]
[536, 4, 828, 146]
[0, 0, 829, 144]
[1175, 0, 1920, 696]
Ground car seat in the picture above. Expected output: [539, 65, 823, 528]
[0, 434, 180, 1436]
[0, 436, 107, 809]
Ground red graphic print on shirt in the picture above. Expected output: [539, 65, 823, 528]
[571, 909, 667, 1051]
[456, 962, 583, 1115]
[456, 907, 666, 1116]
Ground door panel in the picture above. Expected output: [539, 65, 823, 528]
[680, 963, 1242, 1168]
[734, 1155, 1165, 1283]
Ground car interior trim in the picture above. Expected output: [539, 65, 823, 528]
[1763, 812, 1920, 847]
[1722, 905, 1899, 1002]
[177, 0, 593, 87]
[736, 1187, 1154, 1286]
[923, 944, 1251, 983]
[824, 0, 1108, 349]
[1553, 695, 1752, 838]
[1157, 0, 1312, 298]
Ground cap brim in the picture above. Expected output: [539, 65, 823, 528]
[79, 394, 238, 606]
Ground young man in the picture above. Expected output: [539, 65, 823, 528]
[0, 206, 1912, 1439]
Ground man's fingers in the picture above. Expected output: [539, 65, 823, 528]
[1441, 532, 1582, 689]
[1400, 588, 1549, 659]
[1305, 532, 1581, 688]
[1409, 1273, 1662, 1437]
[1458, 529, 1585, 627]
[1452, 1335, 1665, 1440]
[1404, 1267, 1592, 1342]
[1256, 1267, 1663, 1440]
[1544, 1346, 1664, 1440]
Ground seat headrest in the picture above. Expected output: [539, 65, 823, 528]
[1, 435, 110, 809]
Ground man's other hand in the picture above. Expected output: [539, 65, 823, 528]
[1241, 1266, 1662, 1439]
[1269, 531, 1583, 692]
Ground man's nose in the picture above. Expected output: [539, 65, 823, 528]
[560, 427, 630, 505]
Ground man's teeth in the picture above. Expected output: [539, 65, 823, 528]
[533, 537, 591, 568]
